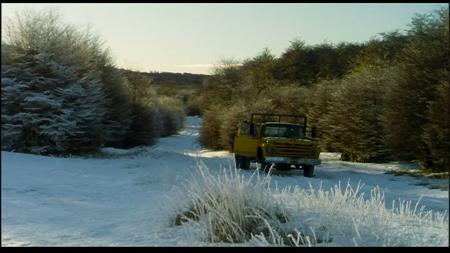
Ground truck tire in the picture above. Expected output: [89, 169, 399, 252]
[235, 154, 250, 170]
[303, 165, 315, 177]
[257, 148, 270, 172]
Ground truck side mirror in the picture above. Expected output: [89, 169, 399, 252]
[311, 126, 317, 138]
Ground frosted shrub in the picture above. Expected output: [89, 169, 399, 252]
[123, 94, 185, 146]
[200, 107, 223, 150]
[124, 72, 185, 146]
[126, 101, 161, 146]
[2, 9, 186, 153]
[319, 65, 395, 163]
[157, 96, 185, 137]
[2, 9, 132, 154]
[174, 163, 449, 246]
[218, 103, 248, 150]
[101, 68, 134, 148]
[175, 161, 289, 243]
[4, 9, 110, 73]
[276, 182, 449, 246]
[1, 52, 106, 154]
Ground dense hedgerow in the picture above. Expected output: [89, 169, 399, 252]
[1, 9, 185, 154]
[198, 7, 449, 172]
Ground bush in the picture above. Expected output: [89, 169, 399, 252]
[1, 51, 106, 154]
[218, 102, 248, 150]
[318, 66, 395, 162]
[185, 90, 203, 116]
[197, 7, 448, 171]
[382, 8, 448, 163]
[1, 8, 186, 154]
[173, 163, 449, 246]
[174, 162, 288, 243]
[420, 81, 450, 171]
[1, 9, 114, 154]
[101, 67, 134, 148]
[158, 96, 185, 137]
[124, 73, 185, 146]
[303, 80, 339, 152]
[200, 106, 223, 150]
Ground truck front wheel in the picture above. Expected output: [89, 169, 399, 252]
[303, 165, 315, 177]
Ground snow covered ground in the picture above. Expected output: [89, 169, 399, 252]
[2, 116, 448, 246]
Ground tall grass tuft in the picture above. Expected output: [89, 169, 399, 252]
[174, 161, 289, 243]
[173, 162, 449, 246]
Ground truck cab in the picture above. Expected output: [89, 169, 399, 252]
[232, 113, 320, 177]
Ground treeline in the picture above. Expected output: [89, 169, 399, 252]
[1, 9, 185, 155]
[196, 7, 449, 172]
[118, 69, 208, 116]
[146, 71, 208, 87]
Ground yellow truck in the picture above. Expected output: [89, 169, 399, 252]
[231, 113, 320, 177]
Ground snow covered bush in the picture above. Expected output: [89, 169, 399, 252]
[100, 67, 134, 148]
[217, 102, 248, 150]
[421, 80, 450, 172]
[127, 102, 162, 147]
[1, 51, 106, 154]
[1, 9, 115, 154]
[123, 72, 185, 146]
[174, 163, 449, 246]
[4, 9, 110, 73]
[275, 182, 449, 246]
[157, 96, 185, 137]
[174, 162, 289, 243]
[114, 75, 185, 147]
[2, 8, 184, 154]
[185, 90, 202, 116]
[319, 65, 395, 162]
[200, 106, 224, 150]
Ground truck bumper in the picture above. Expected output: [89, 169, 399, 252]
[265, 156, 321, 165]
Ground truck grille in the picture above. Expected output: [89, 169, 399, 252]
[269, 142, 316, 158]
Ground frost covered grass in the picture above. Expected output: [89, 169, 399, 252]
[173, 161, 289, 243]
[276, 182, 449, 246]
[174, 162, 449, 246]
[386, 168, 449, 180]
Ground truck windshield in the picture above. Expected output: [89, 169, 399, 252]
[261, 124, 303, 138]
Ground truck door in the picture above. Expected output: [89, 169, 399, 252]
[234, 123, 259, 158]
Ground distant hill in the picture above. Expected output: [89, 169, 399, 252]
[118, 68, 210, 88]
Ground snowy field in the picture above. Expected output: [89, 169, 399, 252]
[1, 116, 448, 246]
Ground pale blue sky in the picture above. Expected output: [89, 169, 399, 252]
[2, 3, 446, 74]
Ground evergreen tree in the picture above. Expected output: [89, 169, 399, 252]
[323, 66, 393, 162]
[382, 8, 449, 161]
[101, 67, 133, 147]
[1, 51, 106, 154]
[421, 80, 449, 172]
